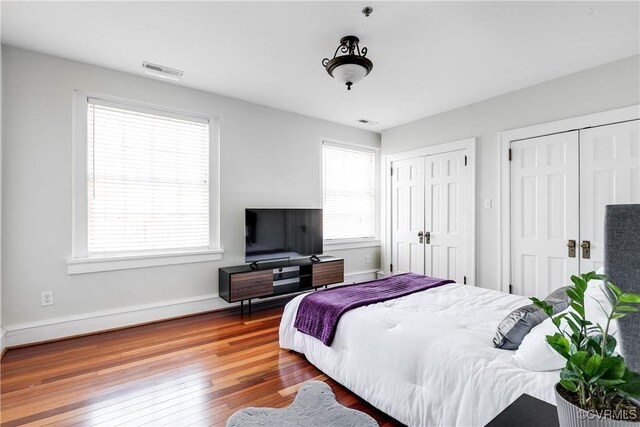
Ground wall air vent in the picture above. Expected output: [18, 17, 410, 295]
[357, 119, 379, 125]
[142, 61, 184, 81]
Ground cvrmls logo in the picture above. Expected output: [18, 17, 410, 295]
[577, 409, 638, 421]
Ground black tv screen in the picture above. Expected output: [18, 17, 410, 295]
[245, 208, 323, 263]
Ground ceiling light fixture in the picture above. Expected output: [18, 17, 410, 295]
[322, 35, 373, 91]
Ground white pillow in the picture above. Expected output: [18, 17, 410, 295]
[511, 278, 618, 372]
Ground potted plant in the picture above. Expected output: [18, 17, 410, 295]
[531, 271, 640, 426]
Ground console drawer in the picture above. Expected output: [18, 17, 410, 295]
[230, 270, 273, 301]
[312, 260, 344, 287]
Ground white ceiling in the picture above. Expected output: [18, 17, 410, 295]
[2, 1, 639, 132]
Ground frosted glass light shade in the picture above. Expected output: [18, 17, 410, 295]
[331, 63, 369, 86]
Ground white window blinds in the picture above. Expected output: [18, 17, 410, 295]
[87, 99, 210, 255]
[322, 142, 376, 240]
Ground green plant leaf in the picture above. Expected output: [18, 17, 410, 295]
[619, 293, 640, 303]
[569, 351, 589, 372]
[571, 275, 587, 292]
[591, 334, 617, 357]
[565, 317, 582, 338]
[592, 273, 608, 282]
[570, 301, 585, 318]
[598, 356, 626, 380]
[552, 313, 567, 329]
[547, 334, 571, 359]
[560, 379, 579, 392]
[616, 369, 640, 398]
[560, 370, 581, 382]
[530, 296, 543, 306]
[586, 325, 602, 335]
[584, 354, 602, 377]
[567, 311, 582, 325]
[567, 287, 584, 303]
[530, 297, 554, 317]
[586, 336, 601, 355]
[615, 305, 639, 313]
[607, 282, 623, 299]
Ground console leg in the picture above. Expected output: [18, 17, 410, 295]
[241, 300, 244, 315]
[248, 299, 252, 315]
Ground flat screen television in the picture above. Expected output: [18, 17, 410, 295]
[245, 208, 323, 263]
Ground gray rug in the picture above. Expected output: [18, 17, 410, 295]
[226, 381, 379, 427]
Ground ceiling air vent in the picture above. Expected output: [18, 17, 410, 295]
[142, 61, 184, 81]
[357, 119, 379, 125]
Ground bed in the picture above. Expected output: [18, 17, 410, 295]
[279, 204, 640, 426]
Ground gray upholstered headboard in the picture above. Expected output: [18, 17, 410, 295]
[604, 204, 640, 372]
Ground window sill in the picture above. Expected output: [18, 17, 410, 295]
[323, 239, 381, 251]
[67, 249, 224, 275]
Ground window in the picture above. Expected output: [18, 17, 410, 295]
[322, 141, 376, 240]
[70, 94, 221, 274]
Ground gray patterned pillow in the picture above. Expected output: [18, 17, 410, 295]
[493, 287, 569, 350]
[545, 286, 570, 302]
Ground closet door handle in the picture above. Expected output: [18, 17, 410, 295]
[581, 240, 591, 259]
[425, 231, 431, 244]
[567, 240, 576, 258]
[418, 231, 424, 244]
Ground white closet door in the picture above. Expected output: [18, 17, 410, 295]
[579, 120, 640, 273]
[424, 150, 469, 283]
[511, 132, 580, 297]
[391, 157, 425, 274]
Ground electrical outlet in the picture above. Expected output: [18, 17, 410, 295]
[365, 255, 371, 264]
[41, 291, 54, 306]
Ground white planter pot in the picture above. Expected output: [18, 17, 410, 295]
[555, 383, 639, 427]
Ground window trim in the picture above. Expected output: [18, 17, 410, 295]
[321, 139, 380, 246]
[69, 91, 222, 274]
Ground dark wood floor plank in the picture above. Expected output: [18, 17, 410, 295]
[1, 303, 401, 426]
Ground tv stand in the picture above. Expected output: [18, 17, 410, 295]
[219, 256, 344, 315]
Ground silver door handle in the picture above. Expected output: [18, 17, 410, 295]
[418, 231, 424, 244]
[567, 240, 576, 258]
[425, 231, 431, 244]
[581, 240, 591, 259]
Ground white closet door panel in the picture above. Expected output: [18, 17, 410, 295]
[579, 120, 640, 273]
[391, 158, 425, 274]
[511, 132, 580, 297]
[424, 151, 468, 283]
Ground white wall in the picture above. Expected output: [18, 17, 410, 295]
[381, 55, 640, 291]
[1, 46, 381, 345]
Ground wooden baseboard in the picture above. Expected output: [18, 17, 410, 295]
[3, 270, 378, 349]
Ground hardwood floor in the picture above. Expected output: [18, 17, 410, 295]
[0, 300, 401, 426]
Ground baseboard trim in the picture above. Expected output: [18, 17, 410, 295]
[5, 294, 227, 347]
[0, 328, 7, 359]
[4, 270, 378, 348]
[343, 269, 378, 284]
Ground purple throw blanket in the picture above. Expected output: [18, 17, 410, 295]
[293, 273, 454, 346]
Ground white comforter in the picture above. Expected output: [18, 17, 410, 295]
[279, 283, 559, 427]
